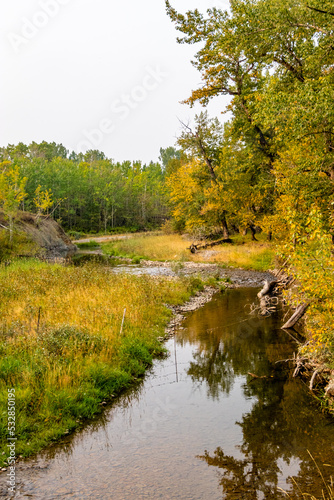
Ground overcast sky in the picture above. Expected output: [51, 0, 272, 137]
[1, 0, 231, 163]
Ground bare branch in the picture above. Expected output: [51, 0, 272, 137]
[306, 5, 334, 17]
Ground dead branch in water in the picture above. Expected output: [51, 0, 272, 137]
[282, 328, 304, 345]
[257, 280, 278, 299]
[293, 355, 306, 377]
[282, 303, 309, 329]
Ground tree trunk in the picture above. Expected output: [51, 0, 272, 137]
[222, 215, 229, 239]
[104, 214, 107, 234]
[9, 215, 14, 246]
[249, 224, 257, 241]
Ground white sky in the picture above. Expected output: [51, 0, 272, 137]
[1, 0, 231, 163]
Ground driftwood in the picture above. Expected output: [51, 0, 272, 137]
[257, 280, 278, 299]
[293, 355, 308, 377]
[256, 280, 279, 315]
[189, 238, 233, 253]
[309, 369, 320, 391]
[325, 380, 334, 397]
[282, 328, 303, 345]
[282, 303, 309, 329]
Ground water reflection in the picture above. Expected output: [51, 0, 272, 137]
[181, 289, 334, 499]
[2, 288, 334, 499]
[181, 289, 289, 398]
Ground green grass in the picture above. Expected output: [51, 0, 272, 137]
[248, 248, 275, 271]
[0, 230, 41, 261]
[75, 240, 100, 249]
[0, 261, 204, 465]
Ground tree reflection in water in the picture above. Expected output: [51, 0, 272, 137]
[180, 289, 334, 499]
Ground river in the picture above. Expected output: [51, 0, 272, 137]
[2, 287, 334, 499]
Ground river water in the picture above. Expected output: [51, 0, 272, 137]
[3, 287, 334, 499]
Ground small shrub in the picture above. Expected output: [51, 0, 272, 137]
[38, 325, 107, 357]
[171, 261, 185, 274]
[161, 220, 175, 234]
[188, 276, 204, 292]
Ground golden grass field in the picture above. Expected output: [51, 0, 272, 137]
[101, 232, 275, 271]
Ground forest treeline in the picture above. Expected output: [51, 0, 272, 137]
[1, 1, 334, 246]
[0, 143, 168, 234]
[165, 0, 334, 240]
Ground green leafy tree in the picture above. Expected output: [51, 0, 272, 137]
[0, 162, 27, 244]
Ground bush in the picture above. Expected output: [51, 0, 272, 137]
[38, 325, 107, 358]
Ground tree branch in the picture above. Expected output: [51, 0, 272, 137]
[306, 5, 334, 17]
[273, 56, 305, 82]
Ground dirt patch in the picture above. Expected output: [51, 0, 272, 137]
[72, 234, 133, 244]
[20, 216, 77, 260]
[201, 250, 220, 260]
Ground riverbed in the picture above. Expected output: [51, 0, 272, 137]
[1, 287, 334, 499]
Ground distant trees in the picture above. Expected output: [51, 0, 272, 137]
[0, 142, 168, 233]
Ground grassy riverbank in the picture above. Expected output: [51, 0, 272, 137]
[101, 233, 274, 271]
[0, 259, 205, 466]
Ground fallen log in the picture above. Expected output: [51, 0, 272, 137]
[256, 280, 279, 315]
[282, 303, 309, 329]
[189, 237, 233, 253]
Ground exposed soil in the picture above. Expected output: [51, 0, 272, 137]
[72, 234, 133, 244]
[0, 210, 77, 260]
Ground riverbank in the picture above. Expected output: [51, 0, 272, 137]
[3, 287, 334, 499]
[0, 254, 274, 468]
[0, 260, 212, 467]
[96, 231, 334, 415]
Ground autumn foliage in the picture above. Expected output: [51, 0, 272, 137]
[166, 0, 334, 364]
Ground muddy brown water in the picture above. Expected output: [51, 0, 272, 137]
[2, 288, 334, 499]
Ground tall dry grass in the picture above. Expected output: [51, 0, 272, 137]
[102, 233, 275, 271]
[0, 259, 201, 464]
